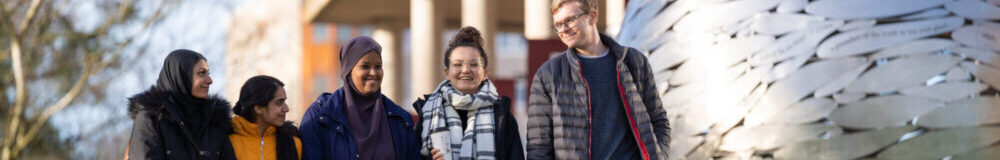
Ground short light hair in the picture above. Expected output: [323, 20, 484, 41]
[551, 0, 598, 14]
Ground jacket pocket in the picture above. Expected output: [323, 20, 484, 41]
[326, 119, 356, 159]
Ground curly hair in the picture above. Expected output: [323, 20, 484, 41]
[443, 26, 489, 69]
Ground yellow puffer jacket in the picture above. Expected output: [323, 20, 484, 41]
[230, 115, 302, 160]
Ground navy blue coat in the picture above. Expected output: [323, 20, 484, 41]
[300, 88, 421, 160]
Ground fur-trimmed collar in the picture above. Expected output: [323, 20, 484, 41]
[231, 115, 300, 137]
[127, 87, 232, 125]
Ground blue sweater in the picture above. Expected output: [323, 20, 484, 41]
[578, 52, 641, 160]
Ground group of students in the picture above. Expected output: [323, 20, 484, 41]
[126, 0, 671, 159]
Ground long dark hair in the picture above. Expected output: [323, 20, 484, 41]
[443, 26, 489, 69]
[232, 75, 298, 160]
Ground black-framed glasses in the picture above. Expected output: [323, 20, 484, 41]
[553, 13, 588, 31]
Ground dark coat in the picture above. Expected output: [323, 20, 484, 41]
[299, 88, 421, 160]
[127, 88, 237, 160]
[413, 95, 525, 160]
[527, 34, 671, 160]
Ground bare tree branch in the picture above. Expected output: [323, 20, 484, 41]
[85, 0, 177, 96]
[15, 0, 43, 35]
[1, 0, 178, 159]
[0, 2, 18, 35]
[3, 2, 53, 157]
[13, 62, 94, 155]
[2, 39, 25, 160]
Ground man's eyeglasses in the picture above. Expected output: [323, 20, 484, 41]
[553, 13, 588, 31]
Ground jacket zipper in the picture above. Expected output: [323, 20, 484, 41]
[260, 136, 264, 160]
[616, 65, 651, 160]
[573, 61, 593, 159]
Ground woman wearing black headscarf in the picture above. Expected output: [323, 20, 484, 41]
[127, 49, 236, 160]
[299, 36, 421, 160]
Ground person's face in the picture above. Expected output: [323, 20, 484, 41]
[552, 2, 597, 49]
[351, 52, 383, 96]
[445, 47, 489, 94]
[191, 59, 212, 99]
[255, 87, 289, 127]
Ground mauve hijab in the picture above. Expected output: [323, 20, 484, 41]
[339, 36, 395, 160]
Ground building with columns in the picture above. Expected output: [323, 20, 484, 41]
[302, 0, 625, 110]
[226, 0, 627, 126]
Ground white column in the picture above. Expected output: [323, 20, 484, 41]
[605, 0, 625, 37]
[524, 0, 555, 40]
[411, 0, 443, 99]
[373, 20, 405, 104]
[462, 0, 498, 76]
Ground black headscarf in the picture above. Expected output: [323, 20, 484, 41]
[339, 36, 395, 160]
[155, 49, 212, 137]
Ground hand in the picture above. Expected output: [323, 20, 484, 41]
[431, 148, 444, 160]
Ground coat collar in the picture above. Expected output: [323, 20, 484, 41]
[127, 87, 232, 126]
[320, 88, 412, 124]
[561, 34, 628, 83]
[564, 34, 627, 67]
[231, 115, 277, 137]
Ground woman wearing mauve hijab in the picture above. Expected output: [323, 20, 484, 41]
[127, 49, 237, 160]
[299, 36, 420, 160]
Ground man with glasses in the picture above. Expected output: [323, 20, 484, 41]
[527, 0, 671, 159]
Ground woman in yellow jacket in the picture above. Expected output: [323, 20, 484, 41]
[230, 75, 302, 160]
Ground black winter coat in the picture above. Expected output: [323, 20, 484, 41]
[127, 89, 237, 160]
